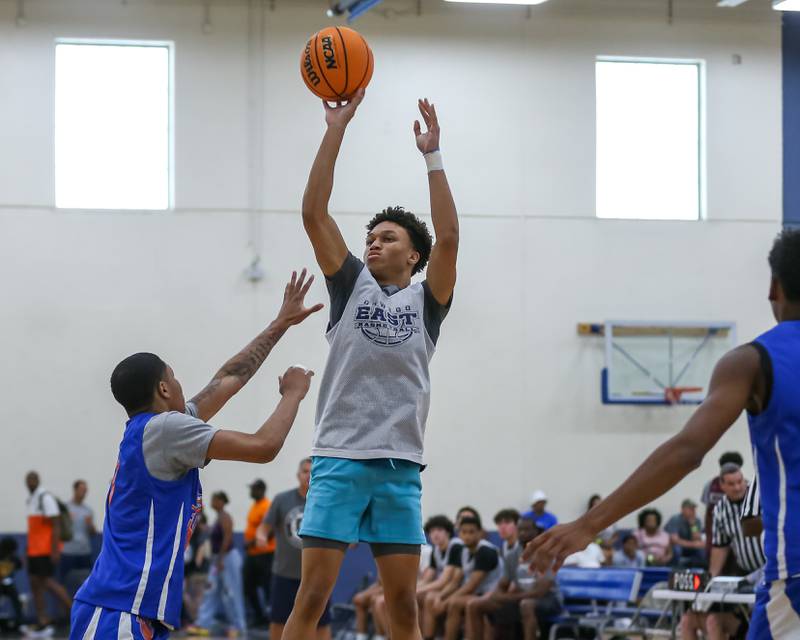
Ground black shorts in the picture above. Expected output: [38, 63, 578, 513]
[269, 574, 331, 626]
[27, 556, 54, 578]
[490, 592, 563, 625]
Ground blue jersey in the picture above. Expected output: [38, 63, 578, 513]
[75, 412, 203, 629]
[748, 321, 800, 583]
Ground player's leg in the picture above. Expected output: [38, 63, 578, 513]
[707, 611, 744, 640]
[44, 575, 73, 611]
[374, 551, 422, 640]
[242, 554, 265, 626]
[373, 593, 390, 638]
[443, 594, 474, 640]
[366, 459, 427, 639]
[520, 598, 540, 640]
[353, 581, 381, 635]
[466, 593, 499, 640]
[680, 609, 702, 639]
[219, 550, 247, 635]
[282, 546, 346, 639]
[747, 577, 800, 639]
[421, 591, 442, 638]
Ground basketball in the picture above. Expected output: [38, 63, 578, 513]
[300, 26, 374, 101]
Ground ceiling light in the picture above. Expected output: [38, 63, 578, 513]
[774, 0, 800, 9]
[444, 0, 550, 5]
[717, 0, 750, 6]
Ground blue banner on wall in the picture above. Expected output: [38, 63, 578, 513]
[784, 13, 800, 227]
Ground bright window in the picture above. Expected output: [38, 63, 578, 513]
[596, 58, 704, 220]
[55, 41, 173, 210]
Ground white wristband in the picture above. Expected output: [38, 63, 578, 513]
[424, 150, 443, 173]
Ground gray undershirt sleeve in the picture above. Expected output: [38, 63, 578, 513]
[142, 403, 219, 481]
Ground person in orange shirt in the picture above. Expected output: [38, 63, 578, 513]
[23, 471, 72, 636]
[243, 479, 275, 628]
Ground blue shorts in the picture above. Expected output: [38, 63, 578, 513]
[748, 577, 800, 639]
[270, 573, 331, 626]
[70, 601, 169, 639]
[299, 457, 425, 545]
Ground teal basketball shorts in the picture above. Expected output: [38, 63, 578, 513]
[299, 456, 426, 545]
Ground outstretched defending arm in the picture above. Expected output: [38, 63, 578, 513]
[303, 90, 366, 276]
[189, 269, 323, 422]
[206, 366, 314, 464]
[526, 344, 763, 571]
[416, 98, 459, 305]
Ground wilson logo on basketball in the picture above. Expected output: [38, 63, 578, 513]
[321, 36, 338, 70]
[303, 42, 321, 87]
[354, 302, 419, 347]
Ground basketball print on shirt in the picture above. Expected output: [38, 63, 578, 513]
[284, 505, 305, 549]
[354, 298, 420, 347]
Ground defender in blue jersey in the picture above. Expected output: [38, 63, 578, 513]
[283, 92, 459, 640]
[69, 271, 322, 639]
[527, 229, 800, 639]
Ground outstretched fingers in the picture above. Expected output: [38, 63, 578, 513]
[300, 273, 315, 296]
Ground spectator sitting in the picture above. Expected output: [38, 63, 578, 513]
[494, 509, 521, 563]
[521, 491, 558, 531]
[562, 541, 607, 568]
[60, 479, 97, 591]
[416, 515, 459, 611]
[419, 515, 463, 639]
[634, 508, 673, 566]
[588, 494, 618, 544]
[665, 499, 706, 567]
[465, 517, 562, 640]
[442, 516, 503, 640]
[0, 537, 23, 633]
[613, 533, 646, 568]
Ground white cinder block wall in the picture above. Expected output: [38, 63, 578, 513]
[0, 0, 782, 531]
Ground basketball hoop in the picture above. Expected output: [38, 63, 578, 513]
[664, 387, 704, 405]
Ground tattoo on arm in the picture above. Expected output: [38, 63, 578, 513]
[192, 323, 287, 407]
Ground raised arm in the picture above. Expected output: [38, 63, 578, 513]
[302, 90, 366, 276]
[415, 99, 459, 305]
[526, 344, 762, 571]
[206, 365, 314, 464]
[190, 269, 323, 422]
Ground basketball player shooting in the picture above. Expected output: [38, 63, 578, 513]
[526, 230, 800, 638]
[282, 91, 459, 640]
[69, 271, 321, 639]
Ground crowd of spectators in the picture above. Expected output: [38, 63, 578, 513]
[2, 449, 762, 639]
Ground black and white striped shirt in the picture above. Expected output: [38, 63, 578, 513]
[741, 476, 761, 521]
[712, 493, 766, 573]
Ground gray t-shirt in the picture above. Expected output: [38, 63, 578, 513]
[63, 502, 93, 556]
[264, 488, 306, 580]
[502, 540, 523, 583]
[142, 402, 219, 482]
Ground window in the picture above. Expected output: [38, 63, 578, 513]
[595, 58, 704, 220]
[55, 40, 173, 210]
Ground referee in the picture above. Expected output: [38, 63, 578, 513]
[681, 463, 766, 639]
[711, 463, 766, 575]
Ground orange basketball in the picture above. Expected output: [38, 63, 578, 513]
[300, 26, 374, 101]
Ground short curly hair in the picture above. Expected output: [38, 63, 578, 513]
[769, 228, 800, 301]
[638, 508, 662, 529]
[366, 206, 433, 276]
